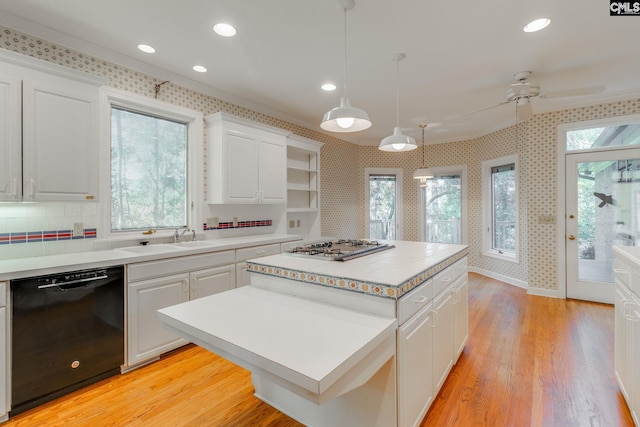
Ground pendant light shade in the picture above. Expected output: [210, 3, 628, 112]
[379, 53, 416, 152]
[321, 97, 371, 132]
[321, 0, 371, 133]
[413, 124, 433, 186]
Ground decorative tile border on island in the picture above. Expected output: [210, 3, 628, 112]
[246, 247, 469, 300]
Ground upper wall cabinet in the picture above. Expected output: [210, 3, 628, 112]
[0, 50, 104, 202]
[205, 112, 290, 204]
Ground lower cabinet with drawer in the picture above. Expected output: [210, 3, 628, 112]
[235, 243, 282, 287]
[396, 257, 468, 427]
[126, 251, 235, 369]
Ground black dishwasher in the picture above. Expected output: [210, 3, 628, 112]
[10, 266, 124, 415]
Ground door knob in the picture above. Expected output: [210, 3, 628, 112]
[568, 235, 576, 240]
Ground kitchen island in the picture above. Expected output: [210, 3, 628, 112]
[159, 240, 468, 427]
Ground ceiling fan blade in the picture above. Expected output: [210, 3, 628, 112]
[540, 85, 605, 98]
[459, 101, 511, 118]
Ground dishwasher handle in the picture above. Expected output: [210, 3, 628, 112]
[38, 274, 110, 291]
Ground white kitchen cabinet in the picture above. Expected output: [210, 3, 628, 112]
[397, 302, 435, 427]
[0, 50, 103, 202]
[190, 264, 235, 299]
[452, 274, 469, 359]
[432, 285, 455, 392]
[0, 282, 6, 421]
[235, 243, 282, 287]
[126, 251, 235, 368]
[0, 75, 21, 202]
[631, 294, 640, 426]
[615, 278, 633, 402]
[127, 273, 190, 367]
[205, 112, 289, 204]
[286, 135, 323, 240]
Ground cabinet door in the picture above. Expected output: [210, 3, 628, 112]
[224, 129, 259, 203]
[22, 77, 99, 201]
[236, 262, 251, 287]
[258, 136, 286, 203]
[127, 273, 189, 367]
[631, 296, 640, 425]
[433, 290, 455, 392]
[453, 275, 469, 359]
[397, 304, 434, 427]
[190, 264, 235, 299]
[0, 76, 21, 201]
[615, 281, 632, 401]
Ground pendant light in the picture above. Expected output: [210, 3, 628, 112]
[321, 0, 371, 133]
[413, 124, 433, 185]
[379, 53, 417, 152]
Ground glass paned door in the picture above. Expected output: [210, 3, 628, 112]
[369, 174, 397, 240]
[566, 148, 640, 303]
[423, 175, 462, 243]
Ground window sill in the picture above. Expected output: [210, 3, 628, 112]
[483, 249, 519, 264]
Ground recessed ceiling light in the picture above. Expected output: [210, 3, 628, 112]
[321, 83, 337, 91]
[137, 44, 156, 54]
[523, 18, 551, 33]
[213, 23, 237, 37]
[193, 65, 208, 73]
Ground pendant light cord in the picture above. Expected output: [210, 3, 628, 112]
[342, 6, 348, 99]
[395, 57, 400, 128]
[420, 124, 427, 167]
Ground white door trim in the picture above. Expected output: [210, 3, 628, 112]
[557, 113, 640, 300]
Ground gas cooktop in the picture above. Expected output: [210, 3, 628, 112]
[286, 239, 395, 261]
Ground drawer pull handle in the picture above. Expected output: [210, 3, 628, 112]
[414, 296, 428, 303]
[442, 277, 451, 282]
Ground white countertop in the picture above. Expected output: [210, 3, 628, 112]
[0, 234, 302, 280]
[613, 245, 640, 264]
[158, 286, 397, 400]
[247, 241, 468, 299]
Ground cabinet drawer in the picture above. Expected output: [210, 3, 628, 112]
[398, 279, 433, 326]
[128, 251, 235, 282]
[0, 282, 5, 307]
[236, 243, 281, 262]
[433, 258, 466, 297]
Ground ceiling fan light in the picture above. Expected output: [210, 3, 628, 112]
[516, 98, 533, 121]
[379, 127, 417, 152]
[523, 18, 551, 33]
[321, 97, 371, 132]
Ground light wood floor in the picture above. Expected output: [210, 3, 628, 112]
[5, 273, 634, 426]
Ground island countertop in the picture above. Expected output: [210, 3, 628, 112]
[247, 240, 468, 300]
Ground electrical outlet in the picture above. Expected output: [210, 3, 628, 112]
[207, 216, 219, 228]
[289, 220, 295, 228]
[73, 222, 84, 237]
[233, 217, 238, 227]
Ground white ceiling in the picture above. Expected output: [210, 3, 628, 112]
[1, 0, 639, 146]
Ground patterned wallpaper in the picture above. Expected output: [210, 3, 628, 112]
[2, 25, 640, 292]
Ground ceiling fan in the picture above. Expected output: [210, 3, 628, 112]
[466, 71, 605, 122]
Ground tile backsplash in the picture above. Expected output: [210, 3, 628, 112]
[0, 202, 98, 259]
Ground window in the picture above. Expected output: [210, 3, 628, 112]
[111, 107, 188, 231]
[100, 88, 203, 238]
[365, 168, 403, 240]
[420, 165, 467, 244]
[482, 155, 518, 262]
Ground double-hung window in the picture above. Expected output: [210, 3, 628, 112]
[100, 88, 203, 238]
[482, 155, 519, 262]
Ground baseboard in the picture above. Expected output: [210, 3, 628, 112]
[469, 267, 528, 289]
[469, 267, 563, 299]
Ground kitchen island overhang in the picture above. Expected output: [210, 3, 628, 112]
[158, 240, 469, 427]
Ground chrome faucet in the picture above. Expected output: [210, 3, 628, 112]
[173, 226, 189, 243]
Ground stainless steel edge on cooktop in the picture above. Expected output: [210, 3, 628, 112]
[286, 239, 395, 261]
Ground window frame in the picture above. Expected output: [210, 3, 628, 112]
[99, 88, 203, 241]
[481, 155, 519, 263]
[365, 168, 404, 240]
[418, 165, 468, 245]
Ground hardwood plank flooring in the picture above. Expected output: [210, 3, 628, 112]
[5, 273, 634, 426]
